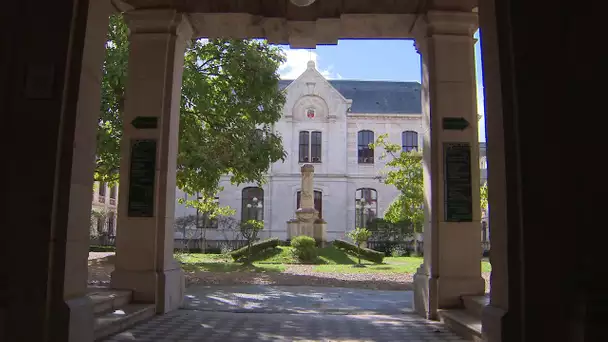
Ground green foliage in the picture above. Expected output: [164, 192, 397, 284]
[347, 228, 372, 245]
[290, 235, 318, 262]
[347, 227, 373, 265]
[89, 245, 116, 252]
[372, 134, 424, 233]
[480, 181, 488, 212]
[230, 237, 279, 261]
[390, 246, 409, 257]
[97, 14, 287, 201]
[239, 219, 264, 262]
[333, 239, 384, 264]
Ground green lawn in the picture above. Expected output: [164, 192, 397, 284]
[175, 245, 492, 274]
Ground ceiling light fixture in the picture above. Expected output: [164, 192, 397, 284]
[290, 0, 316, 7]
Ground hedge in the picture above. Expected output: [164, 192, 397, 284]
[333, 239, 384, 264]
[89, 245, 116, 252]
[230, 237, 280, 261]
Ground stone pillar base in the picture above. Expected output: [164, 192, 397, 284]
[64, 295, 94, 342]
[482, 305, 508, 342]
[111, 263, 184, 314]
[414, 265, 485, 320]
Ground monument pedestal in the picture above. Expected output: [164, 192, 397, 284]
[286, 164, 327, 244]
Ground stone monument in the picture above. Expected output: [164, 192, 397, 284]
[287, 164, 327, 244]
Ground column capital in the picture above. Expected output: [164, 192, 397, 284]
[413, 10, 478, 54]
[125, 9, 194, 40]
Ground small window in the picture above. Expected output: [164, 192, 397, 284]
[402, 131, 419, 152]
[299, 131, 322, 163]
[357, 130, 374, 164]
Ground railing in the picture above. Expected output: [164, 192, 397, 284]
[366, 240, 491, 256]
[98, 195, 105, 203]
[366, 240, 422, 255]
[109, 198, 116, 205]
[174, 239, 248, 252]
[90, 234, 115, 247]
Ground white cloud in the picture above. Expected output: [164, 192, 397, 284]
[278, 48, 342, 79]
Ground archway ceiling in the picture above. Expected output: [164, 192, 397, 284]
[119, 0, 477, 47]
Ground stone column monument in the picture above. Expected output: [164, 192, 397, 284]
[287, 164, 327, 243]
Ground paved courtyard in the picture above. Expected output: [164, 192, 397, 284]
[103, 285, 469, 341]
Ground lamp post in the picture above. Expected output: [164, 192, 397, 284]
[358, 198, 369, 228]
[247, 197, 263, 221]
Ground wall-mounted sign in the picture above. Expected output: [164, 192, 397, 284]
[442, 117, 470, 130]
[131, 116, 158, 129]
[444, 142, 473, 222]
[127, 139, 157, 217]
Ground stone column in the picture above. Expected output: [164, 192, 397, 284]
[2, 0, 112, 340]
[412, 11, 485, 319]
[111, 9, 193, 314]
[296, 164, 319, 237]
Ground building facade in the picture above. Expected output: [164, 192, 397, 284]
[174, 61, 425, 242]
[90, 181, 118, 244]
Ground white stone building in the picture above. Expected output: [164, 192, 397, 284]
[174, 61, 424, 243]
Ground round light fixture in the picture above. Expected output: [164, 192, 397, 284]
[290, 0, 316, 7]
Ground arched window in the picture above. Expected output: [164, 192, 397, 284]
[402, 131, 419, 152]
[297, 190, 323, 218]
[355, 188, 378, 228]
[242, 187, 264, 222]
[299, 131, 322, 163]
[357, 130, 374, 163]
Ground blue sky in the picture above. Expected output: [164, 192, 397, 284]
[277, 31, 486, 142]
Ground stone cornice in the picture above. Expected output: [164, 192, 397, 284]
[125, 9, 194, 39]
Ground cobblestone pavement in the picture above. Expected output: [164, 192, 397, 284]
[104, 310, 469, 342]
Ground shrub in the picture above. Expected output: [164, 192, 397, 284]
[333, 239, 384, 264]
[90, 245, 116, 252]
[290, 235, 317, 262]
[390, 245, 409, 257]
[230, 237, 279, 261]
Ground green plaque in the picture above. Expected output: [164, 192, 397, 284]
[128, 139, 157, 217]
[444, 142, 473, 222]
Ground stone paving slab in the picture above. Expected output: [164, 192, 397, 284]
[183, 285, 414, 315]
[104, 310, 469, 342]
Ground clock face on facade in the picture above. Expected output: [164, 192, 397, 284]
[306, 108, 315, 119]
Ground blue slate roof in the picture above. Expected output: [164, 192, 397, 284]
[279, 79, 422, 114]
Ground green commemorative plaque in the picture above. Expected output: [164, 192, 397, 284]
[444, 142, 473, 222]
[127, 139, 157, 217]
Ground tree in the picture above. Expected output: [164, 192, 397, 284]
[480, 181, 489, 214]
[372, 134, 424, 233]
[240, 219, 264, 264]
[97, 14, 287, 215]
[347, 228, 373, 266]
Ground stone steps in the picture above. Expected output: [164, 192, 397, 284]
[438, 295, 488, 342]
[88, 288, 156, 341]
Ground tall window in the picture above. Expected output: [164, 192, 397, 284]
[297, 190, 323, 219]
[107, 213, 115, 236]
[355, 188, 378, 228]
[402, 131, 419, 152]
[242, 187, 264, 222]
[357, 130, 374, 163]
[98, 182, 106, 196]
[299, 131, 322, 163]
[109, 185, 117, 199]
